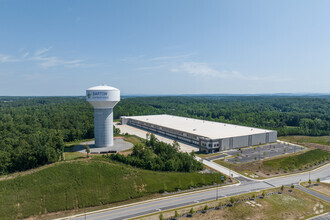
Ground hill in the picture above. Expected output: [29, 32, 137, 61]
[0, 159, 223, 219]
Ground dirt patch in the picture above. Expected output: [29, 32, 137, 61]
[118, 150, 133, 156]
[134, 182, 147, 192]
[302, 182, 330, 196]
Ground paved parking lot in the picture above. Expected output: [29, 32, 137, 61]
[225, 143, 304, 163]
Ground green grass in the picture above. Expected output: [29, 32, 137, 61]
[0, 160, 223, 219]
[121, 134, 144, 145]
[263, 149, 330, 171]
[279, 135, 330, 146]
[196, 152, 223, 158]
[64, 151, 87, 161]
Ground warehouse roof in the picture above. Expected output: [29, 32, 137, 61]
[123, 114, 274, 140]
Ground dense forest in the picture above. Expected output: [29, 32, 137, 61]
[115, 96, 330, 136]
[107, 134, 203, 172]
[0, 97, 93, 175]
[0, 95, 329, 175]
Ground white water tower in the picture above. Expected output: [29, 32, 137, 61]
[86, 85, 120, 147]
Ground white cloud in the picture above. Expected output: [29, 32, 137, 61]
[148, 53, 195, 61]
[34, 46, 52, 56]
[0, 47, 86, 69]
[170, 62, 291, 82]
[29, 47, 85, 69]
[0, 54, 19, 63]
[31, 55, 84, 69]
[22, 52, 29, 58]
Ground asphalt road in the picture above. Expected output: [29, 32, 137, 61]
[62, 164, 330, 220]
[295, 185, 330, 203]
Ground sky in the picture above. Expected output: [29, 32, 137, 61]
[0, 0, 330, 96]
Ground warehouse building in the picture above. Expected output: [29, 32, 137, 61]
[120, 114, 277, 153]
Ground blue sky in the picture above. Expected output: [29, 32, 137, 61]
[0, 0, 329, 96]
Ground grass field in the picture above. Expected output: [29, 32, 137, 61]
[141, 187, 330, 220]
[214, 149, 330, 178]
[279, 136, 330, 151]
[196, 152, 223, 158]
[0, 160, 223, 219]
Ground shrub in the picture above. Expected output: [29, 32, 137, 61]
[159, 213, 164, 220]
[204, 205, 209, 210]
[230, 197, 235, 203]
[175, 210, 179, 217]
[189, 208, 195, 214]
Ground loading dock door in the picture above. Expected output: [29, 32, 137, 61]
[248, 135, 252, 146]
[229, 138, 233, 149]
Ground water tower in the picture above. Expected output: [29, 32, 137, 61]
[86, 85, 120, 147]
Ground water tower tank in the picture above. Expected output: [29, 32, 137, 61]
[86, 85, 120, 147]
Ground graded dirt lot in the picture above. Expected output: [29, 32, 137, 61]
[301, 182, 330, 196]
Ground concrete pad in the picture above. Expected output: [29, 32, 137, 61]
[321, 179, 330, 184]
[71, 138, 133, 153]
[116, 124, 199, 153]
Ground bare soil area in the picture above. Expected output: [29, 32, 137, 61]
[301, 182, 330, 196]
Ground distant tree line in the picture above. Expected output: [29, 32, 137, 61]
[114, 96, 330, 136]
[106, 134, 203, 172]
[0, 95, 329, 175]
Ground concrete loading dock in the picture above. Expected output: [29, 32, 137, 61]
[121, 114, 277, 153]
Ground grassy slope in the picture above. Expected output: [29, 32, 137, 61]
[0, 160, 223, 219]
[263, 149, 330, 170]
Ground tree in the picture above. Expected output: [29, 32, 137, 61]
[84, 145, 90, 158]
[230, 197, 235, 203]
[159, 213, 164, 220]
[189, 208, 195, 214]
[291, 184, 294, 189]
[174, 210, 179, 217]
[317, 178, 320, 183]
[309, 179, 312, 185]
[113, 125, 121, 136]
[281, 185, 284, 191]
[204, 205, 209, 210]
